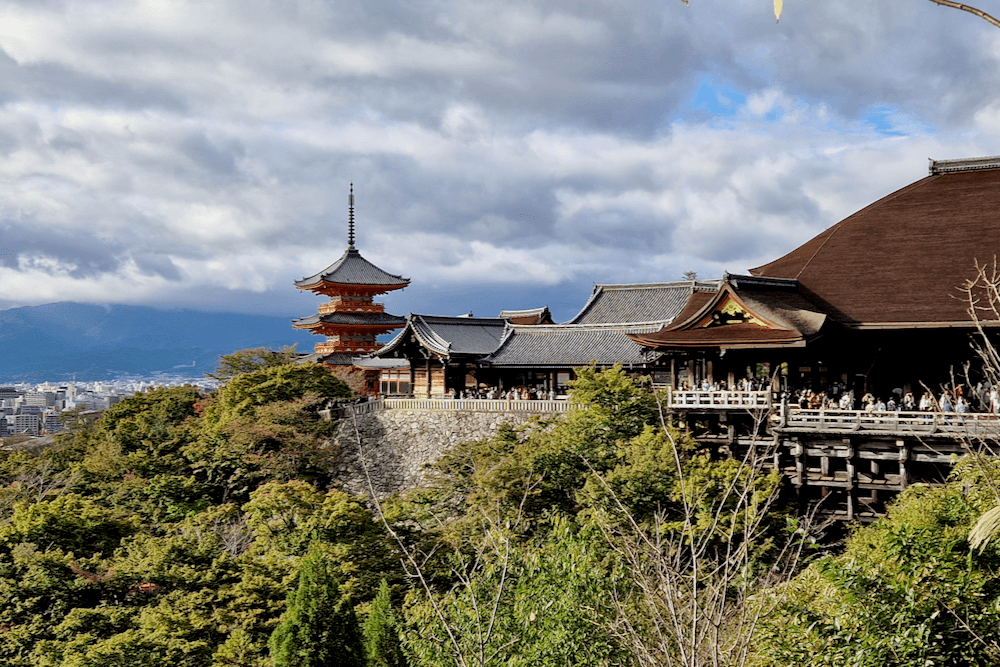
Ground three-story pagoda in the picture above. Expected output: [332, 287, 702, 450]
[292, 186, 409, 366]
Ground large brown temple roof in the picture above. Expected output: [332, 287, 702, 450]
[295, 247, 410, 291]
[750, 159, 1000, 328]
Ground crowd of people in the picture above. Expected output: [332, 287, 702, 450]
[678, 376, 1000, 414]
[449, 386, 560, 401]
[788, 382, 1000, 414]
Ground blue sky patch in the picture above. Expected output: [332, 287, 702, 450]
[686, 76, 748, 117]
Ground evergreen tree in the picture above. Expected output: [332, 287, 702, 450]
[363, 579, 409, 667]
[269, 542, 365, 667]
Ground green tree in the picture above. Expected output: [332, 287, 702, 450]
[207, 346, 299, 383]
[759, 457, 1000, 666]
[269, 542, 365, 667]
[364, 579, 408, 667]
[186, 364, 351, 502]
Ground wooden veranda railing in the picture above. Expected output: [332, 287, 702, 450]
[776, 408, 1000, 438]
[383, 398, 574, 413]
[667, 390, 772, 410]
[328, 397, 575, 417]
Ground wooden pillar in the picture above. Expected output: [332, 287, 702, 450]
[792, 439, 803, 487]
[898, 439, 909, 489]
[425, 357, 431, 398]
[671, 358, 677, 389]
[845, 438, 856, 522]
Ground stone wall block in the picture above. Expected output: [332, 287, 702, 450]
[327, 410, 540, 499]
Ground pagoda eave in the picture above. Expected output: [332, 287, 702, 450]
[311, 325, 402, 337]
[296, 281, 408, 296]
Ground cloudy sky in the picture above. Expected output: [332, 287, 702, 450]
[1, 0, 999, 326]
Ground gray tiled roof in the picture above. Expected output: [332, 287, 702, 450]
[291, 311, 407, 328]
[483, 323, 662, 368]
[296, 351, 358, 366]
[566, 281, 720, 325]
[295, 247, 410, 289]
[377, 314, 508, 358]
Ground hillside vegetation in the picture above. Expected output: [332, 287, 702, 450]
[0, 360, 998, 665]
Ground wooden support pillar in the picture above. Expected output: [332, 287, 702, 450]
[792, 440, 803, 487]
[425, 357, 431, 398]
[671, 358, 677, 389]
[898, 439, 909, 489]
[845, 438, 856, 522]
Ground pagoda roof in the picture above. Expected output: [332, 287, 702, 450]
[376, 314, 508, 359]
[295, 351, 357, 366]
[565, 280, 720, 325]
[628, 274, 827, 351]
[295, 247, 410, 291]
[483, 322, 659, 368]
[750, 157, 1000, 329]
[498, 306, 554, 325]
[291, 311, 407, 329]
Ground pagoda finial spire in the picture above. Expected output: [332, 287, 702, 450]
[348, 183, 355, 248]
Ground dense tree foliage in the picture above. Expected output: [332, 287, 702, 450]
[270, 541, 365, 667]
[363, 579, 408, 667]
[4, 358, 1000, 665]
[758, 457, 1000, 666]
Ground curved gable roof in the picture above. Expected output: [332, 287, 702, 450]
[376, 314, 507, 358]
[750, 164, 1000, 327]
[628, 275, 826, 350]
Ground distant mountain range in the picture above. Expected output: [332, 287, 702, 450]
[0, 302, 315, 382]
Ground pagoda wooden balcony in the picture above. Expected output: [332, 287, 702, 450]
[315, 342, 379, 355]
[667, 390, 772, 411]
[318, 301, 385, 315]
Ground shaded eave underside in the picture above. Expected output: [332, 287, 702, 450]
[291, 312, 407, 329]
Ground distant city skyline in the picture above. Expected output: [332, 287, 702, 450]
[2, 2, 999, 322]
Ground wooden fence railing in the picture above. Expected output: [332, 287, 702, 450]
[667, 390, 772, 410]
[778, 408, 1000, 437]
[333, 397, 574, 416]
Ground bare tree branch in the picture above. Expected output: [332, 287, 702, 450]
[927, 0, 1000, 29]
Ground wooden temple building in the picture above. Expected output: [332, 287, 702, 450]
[299, 156, 1000, 521]
[292, 186, 409, 392]
[368, 281, 719, 398]
[628, 155, 1000, 521]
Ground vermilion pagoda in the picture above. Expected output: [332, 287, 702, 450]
[292, 186, 409, 366]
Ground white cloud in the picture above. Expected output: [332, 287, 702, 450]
[0, 0, 999, 317]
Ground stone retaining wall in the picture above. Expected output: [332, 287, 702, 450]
[328, 409, 544, 498]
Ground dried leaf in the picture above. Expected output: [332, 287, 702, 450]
[774, 0, 783, 22]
